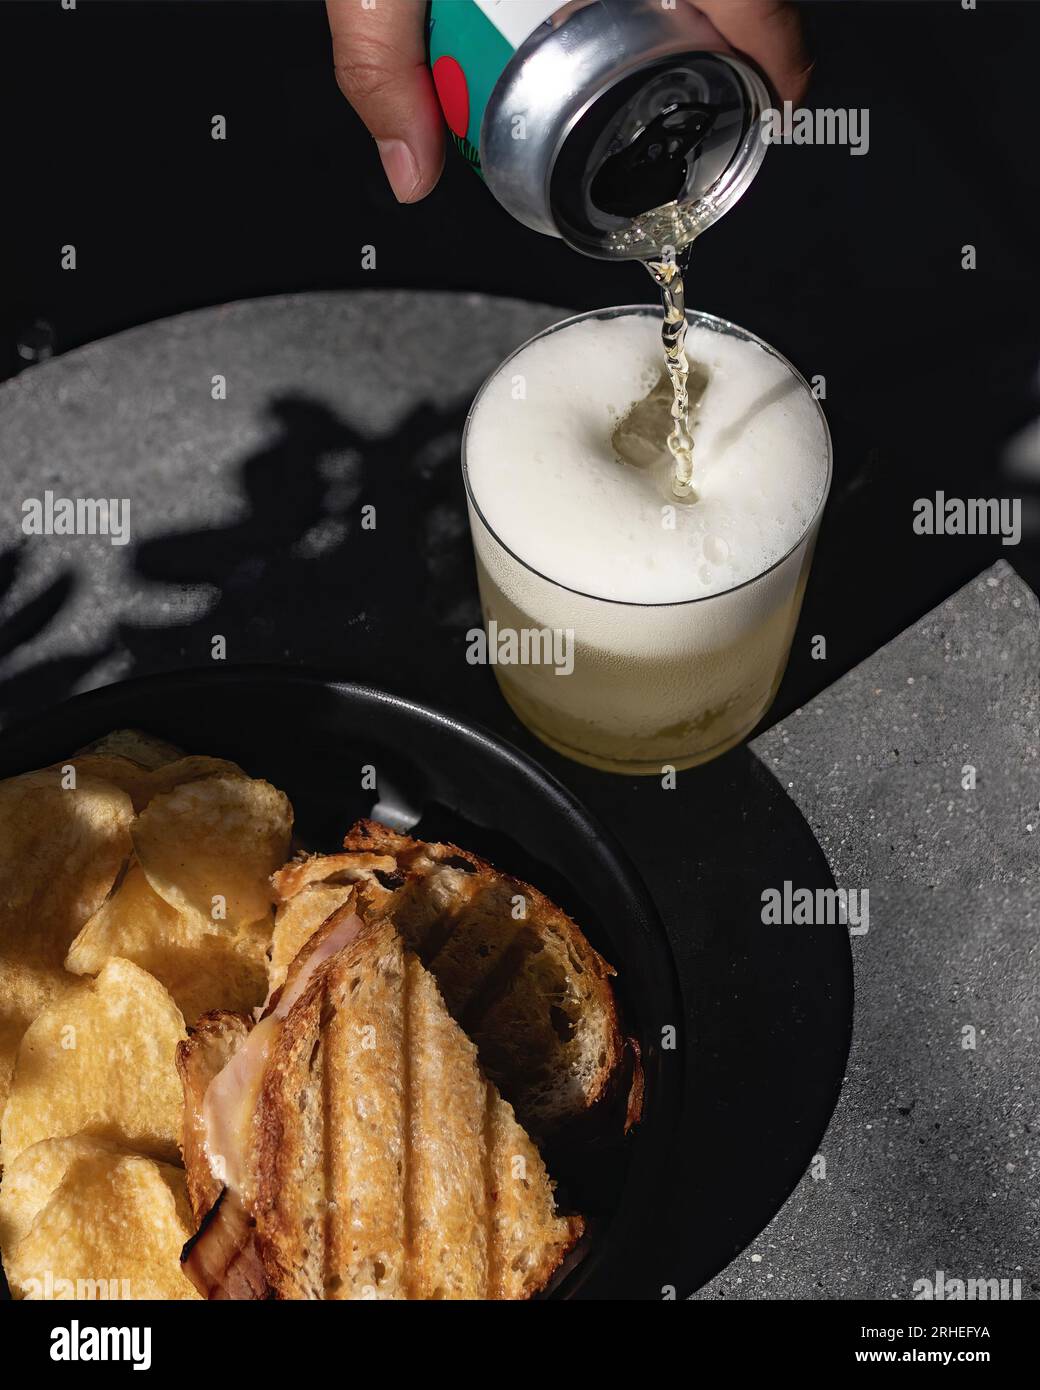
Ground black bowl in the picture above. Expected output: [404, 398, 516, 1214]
[0, 666, 684, 1300]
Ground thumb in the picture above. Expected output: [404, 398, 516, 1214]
[326, 0, 445, 203]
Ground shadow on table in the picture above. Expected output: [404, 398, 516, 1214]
[0, 392, 482, 726]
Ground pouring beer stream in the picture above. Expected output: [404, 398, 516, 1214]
[645, 252, 697, 499]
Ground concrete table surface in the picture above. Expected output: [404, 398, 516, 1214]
[700, 559, 1039, 1299]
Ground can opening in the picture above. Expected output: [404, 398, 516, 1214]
[549, 54, 763, 260]
[590, 101, 719, 218]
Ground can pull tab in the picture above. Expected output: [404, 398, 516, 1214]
[590, 103, 719, 219]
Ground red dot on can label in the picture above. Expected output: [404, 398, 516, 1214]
[433, 55, 469, 139]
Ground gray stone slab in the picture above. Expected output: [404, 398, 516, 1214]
[0, 291, 564, 702]
[694, 559, 1040, 1299]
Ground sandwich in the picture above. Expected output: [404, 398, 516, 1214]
[178, 890, 585, 1299]
[268, 820, 628, 1137]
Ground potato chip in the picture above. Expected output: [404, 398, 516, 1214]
[0, 770, 134, 1107]
[145, 755, 247, 800]
[0, 1133, 128, 1256]
[76, 727, 183, 770]
[6, 1151, 199, 1300]
[53, 753, 247, 814]
[66, 861, 270, 1024]
[133, 774, 292, 930]
[269, 882, 356, 994]
[0, 957, 186, 1169]
[46, 754, 154, 812]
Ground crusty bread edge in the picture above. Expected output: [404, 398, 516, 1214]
[342, 820, 626, 1122]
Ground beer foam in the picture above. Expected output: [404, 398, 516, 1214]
[466, 311, 830, 604]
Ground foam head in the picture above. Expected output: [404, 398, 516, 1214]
[465, 310, 830, 604]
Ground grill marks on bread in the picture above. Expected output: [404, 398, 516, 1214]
[251, 918, 581, 1299]
[345, 823, 621, 1135]
[272, 821, 622, 1136]
[323, 932, 408, 1299]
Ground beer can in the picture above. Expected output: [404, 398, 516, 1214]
[427, 0, 771, 260]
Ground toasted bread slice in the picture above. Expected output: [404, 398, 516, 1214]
[271, 821, 622, 1135]
[267, 852, 396, 995]
[252, 917, 582, 1299]
[254, 921, 408, 1299]
[487, 1079, 577, 1298]
[342, 827, 623, 1137]
[252, 971, 328, 1297]
[407, 950, 488, 1299]
[324, 929, 408, 1300]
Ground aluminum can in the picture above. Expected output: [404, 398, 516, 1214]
[427, 0, 770, 259]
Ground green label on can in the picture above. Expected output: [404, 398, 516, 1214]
[427, 0, 558, 178]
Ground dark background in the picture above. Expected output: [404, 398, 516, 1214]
[1, 0, 1038, 720]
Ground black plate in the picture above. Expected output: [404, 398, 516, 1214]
[0, 667, 852, 1299]
[0, 667, 683, 1300]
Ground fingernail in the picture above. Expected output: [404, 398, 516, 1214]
[377, 138, 421, 203]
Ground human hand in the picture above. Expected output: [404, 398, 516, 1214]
[691, 1, 813, 105]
